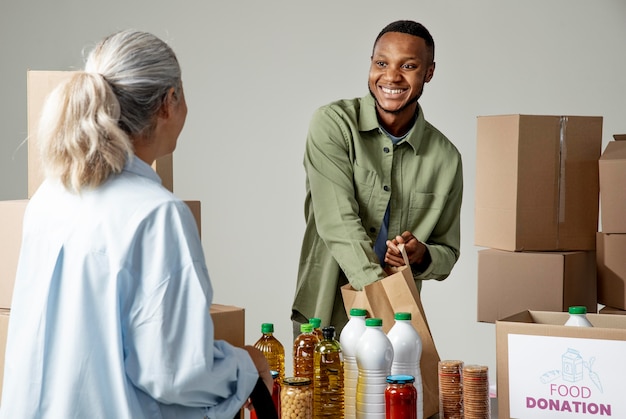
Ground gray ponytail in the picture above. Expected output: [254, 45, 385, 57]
[38, 29, 182, 192]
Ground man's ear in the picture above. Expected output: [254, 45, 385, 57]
[425, 62, 436, 83]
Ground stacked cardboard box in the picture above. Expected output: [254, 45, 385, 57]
[475, 114, 603, 323]
[0, 72, 233, 405]
[597, 134, 626, 311]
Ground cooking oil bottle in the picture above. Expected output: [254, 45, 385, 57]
[314, 326, 344, 418]
[309, 317, 324, 342]
[294, 323, 320, 381]
[254, 322, 285, 383]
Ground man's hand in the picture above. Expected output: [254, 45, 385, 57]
[384, 231, 427, 267]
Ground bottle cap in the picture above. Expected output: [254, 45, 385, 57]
[322, 325, 336, 340]
[261, 323, 274, 333]
[386, 374, 415, 384]
[309, 317, 321, 328]
[365, 318, 383, 327]
[300, 323, 314, 333]
[568, 306, 587, 315]
[394, 312, 411, 321]
[349, 308, 367, 317]
[271, 370, 279, 379]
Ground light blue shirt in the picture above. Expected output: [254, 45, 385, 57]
[0, 156, 258, 419]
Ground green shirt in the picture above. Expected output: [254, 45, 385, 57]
[292, 94, 463, 331]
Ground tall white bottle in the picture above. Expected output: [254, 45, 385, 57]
[340, 308, 368, 419]
[387, 312, 423, 419]
[355, 318, 394, 419]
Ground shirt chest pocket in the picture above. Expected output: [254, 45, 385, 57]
[353, 164, 378, 208]
[408, 192, 447, 227]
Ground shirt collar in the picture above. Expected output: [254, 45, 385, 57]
[123, 155, 163, 184]
[359, 93, 426, 155]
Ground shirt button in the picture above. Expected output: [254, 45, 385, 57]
[369, 227, 376, 233]
[383, 185, 390, 192]
[383, 147, 390, 153]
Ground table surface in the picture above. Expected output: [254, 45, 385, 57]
[428, 398, 499, 419]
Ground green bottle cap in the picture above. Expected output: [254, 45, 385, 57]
[261, 323, 274, 333]
[568, 306, 587, 315]
[350, 308, 367, 317]
[300, 323, 314, 333]
[394, 312, 411, 321]
[366, 318, 383, 327]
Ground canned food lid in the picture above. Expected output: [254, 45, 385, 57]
[365, 318, 382, 327]
[283, 377, 311, 386]
[386, 374, 415, 384]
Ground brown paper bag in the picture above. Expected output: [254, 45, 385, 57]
[340, 247, 440, 418]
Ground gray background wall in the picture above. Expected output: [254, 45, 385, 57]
[2, 0, 625, 390]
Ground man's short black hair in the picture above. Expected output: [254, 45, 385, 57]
[373, 20, 435, 63]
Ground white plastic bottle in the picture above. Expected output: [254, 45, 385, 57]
[340, 308, 368, 419]
[387, 312, 423, 419]
[355, 318, 394, 419]
[564, 306, 593, 327]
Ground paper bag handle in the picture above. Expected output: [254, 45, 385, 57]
[398, 243, 411, 268]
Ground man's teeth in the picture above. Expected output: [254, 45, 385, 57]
[382, 87, 403, 94]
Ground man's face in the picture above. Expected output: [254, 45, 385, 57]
[368, 32, 435, 116]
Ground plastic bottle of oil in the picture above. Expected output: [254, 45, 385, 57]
[294, 323, 320, 381]
[254, 323, 286, 383]
[314, 326, 344, 418]
[309, 317, 324, 342]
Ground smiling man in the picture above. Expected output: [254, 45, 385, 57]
[291, 20, 463, 336]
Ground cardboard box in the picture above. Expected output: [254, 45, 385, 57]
[596, 232, 626, 310]
[210, 304, 245, 347]
[599, 305, 626, 315]
[496, 310, 626, 419]
[0, 200, 28, 309]
[0, 309, 8, 402]
[477, 249, 596, 323]
[599, 135, 626, 233]
[27, 71, 174, 196]
[475, 114, 603, 251]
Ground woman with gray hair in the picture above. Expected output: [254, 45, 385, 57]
[0, 29, 273, 419]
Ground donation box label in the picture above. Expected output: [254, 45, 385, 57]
[508, 334, 626, 418]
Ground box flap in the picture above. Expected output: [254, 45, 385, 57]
[613, 134, 626, 141]
[600, 140, 626, 160]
